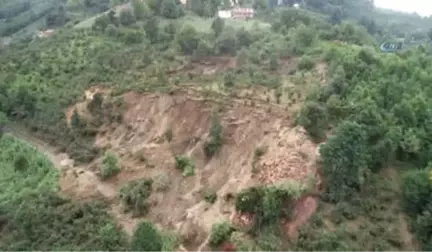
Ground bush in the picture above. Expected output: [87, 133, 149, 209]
[176, 25, 199, 54]
[204, 112, 223, 158]
[298, 101, 328, 141]
[235, 183, 298, 230]
[153, 173, 171, 192]
[269, 53, 279, 71]
[209, 222, 234, 248]
[401, 169, 432, 217]
[131, 221, 163, 251]
[118, 179, 153, 216]
[196, 39, 213, 56]
[119, 10, 136, 26]
[235, 186, 265, 214]
[320, 121, 369, 203]
[14, 155, 29, 172]
[298, 56, 316, 70]
[204, 190, 217, 204]
[223, 72, 235, 87]
[252, 146, 267, 173]
[164, 128, 173, 142]
[100, 151, 121, 180]
[175, 155, 195, 176]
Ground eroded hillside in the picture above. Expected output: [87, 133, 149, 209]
[53, 87, 321, 250]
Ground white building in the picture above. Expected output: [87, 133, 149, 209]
[218, 10, 232, 19]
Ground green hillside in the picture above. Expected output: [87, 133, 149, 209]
[1, 0, 432, 251]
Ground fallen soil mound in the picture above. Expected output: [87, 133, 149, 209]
[18, 89, 322, 250]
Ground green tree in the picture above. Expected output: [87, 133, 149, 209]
[211, 17, 225, 37]
[101, 151, 121, 179]
[320, 121, 369, 203]
[132, 0, 151, 20]
[401, 169, 431, 217]
[14, 155, 29, 172]
[161, 0, 183, 18]
[236, 27, 253, 48]
[131, 221, 163, 251]
[204, 112, 223, 157]
[209, 222, 234, 248]
[236, 48, 248, 66]
[119, 179, 153, 216]
[253, 0, 268, 11]
[71, 109, 80, 129]
[298, 101, 328, 140]
[428, 28, 432, 41]
[119, 9, 136, 26]
[196, 39, 213, 56]
[176, 25, 199, 54]
[269, 53, 279, 71]
[143, 15, 159, 43]
[215, 27, 237, 55]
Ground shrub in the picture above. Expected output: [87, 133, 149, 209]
[320, 121, 368, 203]
[153, 173, 171, 192]
[269, 53, 279, 71]
[229, 232, 258, 251]
[298, 101, 328, 141]
[118, 179, 153, 216]
[204, 190, 217, 204]
[401, 169, 432, 217]
[164, 128, 173, 142]
[204, 112, 223, 158]
[235, 187, 265, 214]
[223, 72, 235, 87]
[131, 221, 163, 251]
[119, 10, 136, 26]
[196, 39, 213, 56]
[298, 56, 316, 70]
[100, 151, 121, 180]
[236, 48, 248, 66]
[252, 146, 267, 173]
[14, 155, 29, 172]
[175, 155, 195, 176]
[176, 25, 199, 55]
[209, 222, 234, 248]
[235, 183, 298, 229]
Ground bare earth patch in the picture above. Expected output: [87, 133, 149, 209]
[14, 88, 321, 250]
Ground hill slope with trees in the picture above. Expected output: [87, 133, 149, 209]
[1, 0, 432, 250]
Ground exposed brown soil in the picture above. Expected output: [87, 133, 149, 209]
[14, 86, 322, 250]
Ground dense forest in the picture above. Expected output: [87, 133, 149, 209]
[1, 0, 432, 251]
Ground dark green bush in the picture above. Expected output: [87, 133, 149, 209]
[298, 101, 328, 141]
[100, 151, 121, 180]
[204, 112, 223, 158]
[298, 55, 316, 70]
[401, 169, 432, 217]
[118, 179, 153, 216]
[223, 72, 235, 87]
[14, 154, 29, 172]
[131, 221, 163, 251]
[209, 222, 234, 248]
[204, 190, 217, 204]
[175, 155, 195, 176]
[320, 121, 368, 203]
[164, 128, 173, 142]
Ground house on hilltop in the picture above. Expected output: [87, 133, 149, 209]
[37, 29, 55, 39]
[218, 7, 254, 19]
